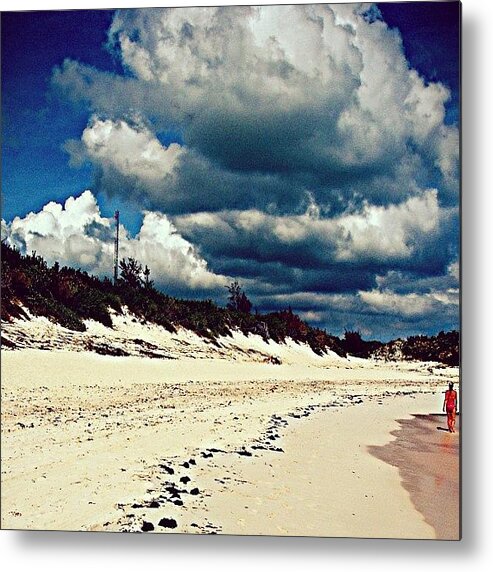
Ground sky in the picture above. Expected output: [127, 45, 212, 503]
[1, 2, 460, 340]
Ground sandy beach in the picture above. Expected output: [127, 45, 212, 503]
[194, 393, 445, 538]
[1, 316, 459, 539]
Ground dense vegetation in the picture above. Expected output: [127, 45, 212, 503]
[372, 331, 460, 366]
[339, 329, 459, 366]
[339, 330, 383, 358]
[0, 243, 344, 355]
[0, 242, 459, 365]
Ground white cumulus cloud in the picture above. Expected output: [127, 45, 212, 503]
[2, 191, 225, 293]
[65, 117, 184, 202]
[54, 4, 459, 212]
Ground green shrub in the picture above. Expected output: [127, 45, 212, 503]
[27, 293, 86, 332]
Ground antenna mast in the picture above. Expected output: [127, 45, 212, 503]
[113, 210, 120, 285]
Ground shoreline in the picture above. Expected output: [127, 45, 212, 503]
[184, 393, 441, 538]
[369, 413, 460, 540]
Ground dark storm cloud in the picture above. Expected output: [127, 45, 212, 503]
[172, 193, 456, 278]
[209, 258, 377, 296]
[375, 267, 459, 296]
[54, 5, 458, 213]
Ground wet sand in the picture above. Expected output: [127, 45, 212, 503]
[195, 394, 440, 538]
[369, 413, 460, 540]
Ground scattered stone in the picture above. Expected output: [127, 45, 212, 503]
[141, 521, 154, 532]
[237, 449, 252, 457]
[165, 485, 181, 497]
[180, 476, 191, 484]
[148, 501, 160, 508]
[160, 464, 174, 475]
[189, 487, 200, 495]
[158, 518, 178, 529]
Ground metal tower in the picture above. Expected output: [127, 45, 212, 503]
[113, 210, 120, 285]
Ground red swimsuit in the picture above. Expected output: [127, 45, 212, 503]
[445, 389, 457, 432]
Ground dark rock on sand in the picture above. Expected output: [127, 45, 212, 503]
[160, 464, 174, 475]
[158, 518, 178, 529]
[165, 485, 181, 497]
[141, 521, 154, 532]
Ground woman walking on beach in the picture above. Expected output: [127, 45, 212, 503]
[443, 382, 458, 433]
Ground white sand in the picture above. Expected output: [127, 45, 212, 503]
[200, 394, 440, 538]
[1, 315, 459, 536]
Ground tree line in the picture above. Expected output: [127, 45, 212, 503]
[0, 245, 344, 355]
[1, 243, 459, 364]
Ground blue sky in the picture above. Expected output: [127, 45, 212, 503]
[378, 2, 460, 124]
[1, 3, 460, 340]
[1, 9, 142, 231]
